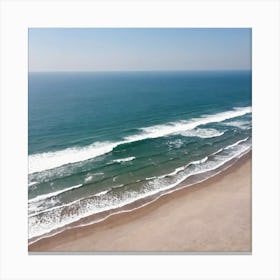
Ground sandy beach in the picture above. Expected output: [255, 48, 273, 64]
[29, 152, 251, 253]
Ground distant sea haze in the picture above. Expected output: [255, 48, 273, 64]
[28, 70, 252, 242]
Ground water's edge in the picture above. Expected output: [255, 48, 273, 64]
[28, 148, 251, 247]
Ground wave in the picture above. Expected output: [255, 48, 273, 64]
[178, 128, 225, 138]
[28, 181, 38, 190]
[145, 176, 157, 180]
[209, 138, 249, 157]
[29, 106, 251, 174]
[159, 156, 209, 179]
[111, 156, 136, 163]
[84, 175, 93, 183]
[112, 184, 124, 190]
[28, 196, 59, 217]
[94, 190, 110, 197]
[84, 172, 104, 183]
[29, 141, 118, 174]
[28, 184, 83, 203]
[224, 120, 251, 130]
[29, 137, 242, 213]
[211, 148, 224, 156]
[30, 183, 127, 218]
[191, 156, 208, 165]
[166, 139, 184, 149]
[124, 107, 251, 142]
[29, 146, 251, 244]
[28, 138, 251, 240]
[224, 137, 249, 150]
[28, 181, 38, 187]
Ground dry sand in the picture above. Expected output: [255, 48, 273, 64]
[29, 152, 252, 253]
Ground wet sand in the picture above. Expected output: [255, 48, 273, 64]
[29, 152, 252, 253]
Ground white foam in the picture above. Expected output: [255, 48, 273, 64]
[29, 106, 251, 174]
[112, 184, 124, 189]
[178, 128, 225, 138]
[191, 156, 208, 165]
[84, 172, 103, 183]
[84, 175, 93, 183]
[167, 139, 184, 149]
[125, 107, 251, 142]
[145, 176, 157, 180]
[224, 120, 251, 130]
[94, 190, 110, 197]
[29, 141, 119, 174]
[211, 148, 224, 156]
[28, 197, 59, 216]
[29, 146, 251, 245]
[28, 181, 38, 188]
[28, 140, 251, 240]
[159, 156, 209, 179]
[28, 184, 83, 203]
[224, 137, 249, 150]
[112, 156, 136, 163]
[29, 196, 85, 218]
[160, 166, 185, 178]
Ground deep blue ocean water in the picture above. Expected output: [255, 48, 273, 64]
[28, 71, 252, 241]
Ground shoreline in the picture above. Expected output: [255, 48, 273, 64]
[29, 151, 252, 252]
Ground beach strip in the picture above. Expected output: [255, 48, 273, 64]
[29, 151, 252, 252]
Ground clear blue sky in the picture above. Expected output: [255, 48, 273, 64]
[29, 28, 251, 72]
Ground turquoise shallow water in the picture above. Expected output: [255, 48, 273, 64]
[28, 71, 252, 240]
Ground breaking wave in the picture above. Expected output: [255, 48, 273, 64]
[29, 106, 251, 174]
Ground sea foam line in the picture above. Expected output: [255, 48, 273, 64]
[28, 137, 249, 214]
[28, 184, 83, 203]
[28, 137, 251, 239]
[29, 155, 209, 214]
[29, 143, 251, 241]
[29, 184, 126, 218]
[111, 156, 136, 163]
[158, 156, 209, 179]
[29, 146, 251, 245]
[224, 137, 249, 150]
[177, 128, 225, 138]
[29, 106, 251, 174]
[74, 148, 251, 231]
[28, 181, 38, 187]
[94, 190, 110, 197]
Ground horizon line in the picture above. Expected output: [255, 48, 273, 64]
[29, 69, 251, 73]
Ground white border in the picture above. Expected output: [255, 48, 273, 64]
[0, 0, 279, 279]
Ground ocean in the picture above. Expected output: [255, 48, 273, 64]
[28, 71, 252, 242]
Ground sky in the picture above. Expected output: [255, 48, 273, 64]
[29, 28, 251, 72]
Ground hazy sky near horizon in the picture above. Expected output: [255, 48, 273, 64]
[29, 28, 251, 72]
